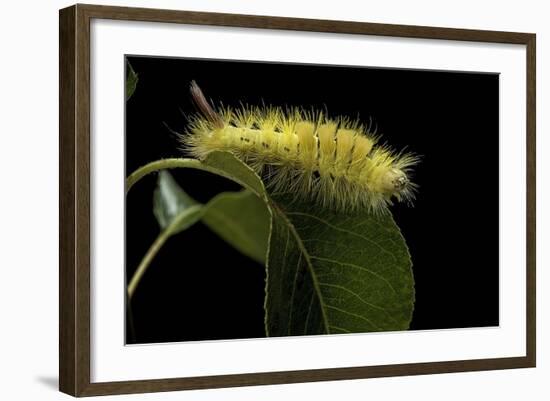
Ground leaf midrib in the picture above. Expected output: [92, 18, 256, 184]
[270, 202, 331, 334]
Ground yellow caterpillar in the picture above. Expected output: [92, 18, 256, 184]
[181, 81, 419, 214]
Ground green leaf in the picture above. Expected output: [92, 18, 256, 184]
[200, 151, 266, 198]
[129, 167, 269, 298]
[126, 153, 266, 196]
[128, 173, 202, 297]
[126, 60, 138, 100]
[154, 170, 200, 234]
[153, 169, 270, 263]
[126, 151, 414, 334]
[265, 197, 414, 336]
[203, 190, 270, 264]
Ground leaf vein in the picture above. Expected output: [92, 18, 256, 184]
[311, 255, 397, 294]
[325, 305, 382, 330]
[319, 283, 400, 325]
[286, 212, 397, 263]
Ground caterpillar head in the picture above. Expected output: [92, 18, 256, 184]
[381, 168, 413, 200]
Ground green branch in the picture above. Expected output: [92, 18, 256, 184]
[126, 158, 202, 193]
[127, 205, 203, 299]
[126, 157, 256, 195]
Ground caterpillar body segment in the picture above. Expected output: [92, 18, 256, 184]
[182, 81, 418, 214]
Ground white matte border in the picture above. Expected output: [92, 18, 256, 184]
[90, 19, 526, 382]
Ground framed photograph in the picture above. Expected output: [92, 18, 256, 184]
[59, 4, 536, 397]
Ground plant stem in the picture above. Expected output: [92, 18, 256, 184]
[126, 156, 256, 196]
[127, 228, 173, 299]
[126, 158, 203, 193]
[125, 154, 258, 298]
[127, 205, 204, 299]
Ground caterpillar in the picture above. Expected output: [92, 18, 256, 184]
[180, 81, 419, 214]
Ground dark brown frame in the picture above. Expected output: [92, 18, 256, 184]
[59, 3, 536, 397]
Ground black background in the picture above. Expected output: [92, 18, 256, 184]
[125, 56, 499, 344]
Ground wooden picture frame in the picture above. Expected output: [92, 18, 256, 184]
[59, 3, 536, 397]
